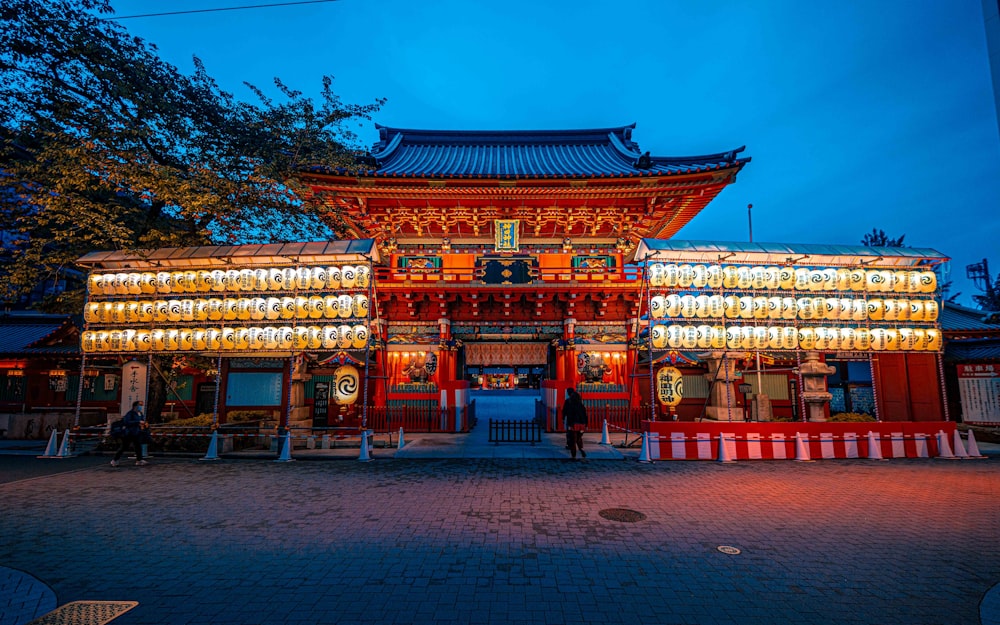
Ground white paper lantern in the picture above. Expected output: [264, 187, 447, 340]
[710, 325, 726, 349]
[87, 274, 103, 295]
[311, 266, 328, 289]
[722, 266, 739, 289]
[678, 264, 695, 288]
[223, 298, 239, 321]
[253, 269, 269, 291]
[81, 331, 96, 353]
[866, 299, 884, 321]
[814, 327, 830, 351]
[781, 326, 798, 349]
[926, 329, 942, 351]
[839, 328, 855, 351]
[912, 329, 928, 351]
[752, 296, 768, 319]
[267, 268, 285, 291]
[323, 295, 339, 319]
[726, 326, 742, 350]
[692, 264, 709, 288]
[740, 327, 754, 350]
[84, 303, 100, 323]
[125, 273, 142, 295]
[219, 328, 235, 350]
[707, 295, 725, 318]
[179, 299, 194, 322]
[136, 331, 151, 352]
[293, 326, 309, 350]
[798, 327, 816, 350]
[352, 295, 369, 318]
[924, 300, 939, 321]
[649, 296, 665, 319]
[179, 329, 193, 351]
[338, 294, 354, 318]
[277, 326, 294, 350]
[898, 328, 916, 351]
[806, 269, 824, 292]
[854, 328, 870, 350]
[794, 268, 811, 291]
[164, 329, 180, 351]
[908, 300, 925, 321]
[763, 266, 780, 290]
[797, 297, 814, 320]
[280, 297, 296, 320]
[281, 268, 297, 291]
[835, 269, 852, 291]
[337, 325, 353, 349]
[851, 299, 867, 322]
[648, 325, 665, 349]
[246, 328, 263, 351]
[295, 267, 312, 290]
[780, 297, 796, 320]
[265, 297, 282, 321]
[249, 298, 267, 321]
[778, 267, 795, 290]
[665, 294, 682, 318]
[193, 329, 208, 351]
[894, 299, 910, 321]
[356, 265, 372, 289]
[869, 328, 888, 350]
[321, 326, 338, 349]
[659, 263, 676, 287]
[294, 296, 310, 318]
[706, 265, 724, 288]
[352, 324, 369, 349]
[750, 266, 767, 290]
[738, 296, 754, 319]
[736, 266, 752, 289]
[262, 327, 278, 350]
[893, 271, 909, 293]
[166, 299, 182, 322]
[308, 296, 325, 319]
[341, 265, 357, 289]
[838, 298, 853, 321]
[767, 326, 782, 349]
[723, 295, 740, 319]
[327, 266, 342, 289]
[666, 325, 683, 349]
[681, 326, 699, 349]
[334, 365, 360, 405]
[695, 295, 711, 318]
[307, 326, 323, 350]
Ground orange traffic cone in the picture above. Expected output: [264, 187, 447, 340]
[794, 432, 813, 462]
[935, 430, 957, 459]
[717, 433, 735, 463]
[866, 431, 886, 461]
[964, 430, 987, 459]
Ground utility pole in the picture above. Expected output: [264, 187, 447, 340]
[747, 203, 753, 243]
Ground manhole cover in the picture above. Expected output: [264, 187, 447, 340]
[598, 508, 647, 523]
[717, 545, 742, 555]
[28, 601, 138, 625]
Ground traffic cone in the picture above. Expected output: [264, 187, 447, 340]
[717, 433, 735, 464]
[56, 430, 72, 458]
[866, 431, 886, 461]
[637, 431, 652, 463]
[951, 430, 969, 459]
[397, 427, 406, 449]
[358, 430, 372, 462]
[964, 430, 986, 459]
[794, 432, 813, 462]
[275, 431, 294, 463]
[935, 430, 957, 459]
[201, 430, 220, 461]
[600, 419, 611, 445]
[38, 429, 60, 458]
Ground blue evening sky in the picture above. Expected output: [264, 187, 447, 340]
[113, 0, 1000, 305]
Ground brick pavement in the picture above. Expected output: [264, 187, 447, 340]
[2, 456, 999, 625]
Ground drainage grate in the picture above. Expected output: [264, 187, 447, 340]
[28, 601, 138, 625]
[717, 545, 742, 555]
[598, 508, 647, 523]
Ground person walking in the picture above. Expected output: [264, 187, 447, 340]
[111, 400, 148, 467]
[563, 388, 588, 460]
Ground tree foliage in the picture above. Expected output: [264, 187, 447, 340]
[860, 228, 905, 248]
[0, 0, 384, 310]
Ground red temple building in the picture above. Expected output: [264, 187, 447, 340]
[64, 123, 958, 458]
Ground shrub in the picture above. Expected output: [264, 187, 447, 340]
[829, 412, 875, 423]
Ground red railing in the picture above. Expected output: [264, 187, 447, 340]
[365, 404, 473, 433]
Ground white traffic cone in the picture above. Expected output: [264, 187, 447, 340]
[56, 430, 72, 458]
[275, 431, 294, 462]
[38, 429, 60, 458]
[935, 430, 957, 459]
[717, 433, 735, 463]
[794, 432, 813, 462]
[398, 427, 406, 449]
[867, 431, 886, 461]
[201, 430, 220, 461]
[600, 419, 611, 445]
[951, 430, 969, 459]
[637, 431, 652, 463]
[358, 430, 372, 462]
[964, 430, 987, 459]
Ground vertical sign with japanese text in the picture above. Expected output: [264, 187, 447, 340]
[313, 381, 330, 428]
[119, 360, 148, 416]
[957, 364, 1000, 425]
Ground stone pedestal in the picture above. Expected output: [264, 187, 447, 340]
[289, 359, 312, 428]
[799, 351, 835, 422]
[699, 351, 747, 421]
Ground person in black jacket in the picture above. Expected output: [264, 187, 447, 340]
[111, 400, 148, 467]
[562, 388, 588, 460]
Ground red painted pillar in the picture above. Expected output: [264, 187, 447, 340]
[563, 317, 577, 387]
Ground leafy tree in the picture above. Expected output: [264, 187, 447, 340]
[0, 0, 383, 419]
[861, 228, 906, 247]
[0, 0, 384, 312]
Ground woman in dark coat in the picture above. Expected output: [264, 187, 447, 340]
[562, 388, 588, 459]
[111, 400, 148, 467]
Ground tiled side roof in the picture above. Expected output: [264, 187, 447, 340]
[941, 303, 1000, 333]
[944, 337, 1000, 362]
[0, 321, 73, 356]
[367, 124, 749, 178]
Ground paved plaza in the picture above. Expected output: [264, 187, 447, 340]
[2, 392, 999, 624]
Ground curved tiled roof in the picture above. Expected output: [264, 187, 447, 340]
[367, 123, 749, 179]
[942, 302, 1000, 334]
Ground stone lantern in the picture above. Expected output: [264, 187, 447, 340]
[799, 351, 836, 422]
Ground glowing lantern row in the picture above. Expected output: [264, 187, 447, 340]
[650, 324, 941, 352]
[84, 295, 369, 324]
[649, 295, 938, 322]
[647, 263, 937, 294]
[81, 324, 370, 353]
[87, 265, 371, 296]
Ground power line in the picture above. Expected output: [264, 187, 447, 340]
[108, 0, 340, 20]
